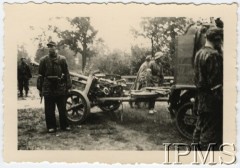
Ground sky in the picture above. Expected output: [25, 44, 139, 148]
[8, 3, 214, 62]
[15, 15, 149, 60]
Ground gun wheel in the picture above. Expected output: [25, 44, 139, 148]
[66, 90, 90, 124]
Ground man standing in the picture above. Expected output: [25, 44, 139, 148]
[147, 52, 164, 114]
[38, 41, 72, 133]
[18, 57, 32, 97]
[193, 27, 223, 150]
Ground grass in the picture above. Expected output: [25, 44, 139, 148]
[18, 101, 191, 150]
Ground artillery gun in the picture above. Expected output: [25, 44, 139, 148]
[31, 61, 127, 124]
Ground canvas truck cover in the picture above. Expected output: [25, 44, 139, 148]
[174, 34, 195, 85]
[174, 23, 209, 86]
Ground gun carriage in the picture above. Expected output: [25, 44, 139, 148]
[67, 72, 169, 124]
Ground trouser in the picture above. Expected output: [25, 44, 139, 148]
[44, 95, 69, 130]
[147, 83, 159, 110]
[192, 111, 223, 151]
[148, 98, 155, 110]
[18, 79, 29, 95]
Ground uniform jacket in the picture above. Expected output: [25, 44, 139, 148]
[18, 62, 32, 80]
[38, 54, 72, 96]
[134, 61, 150, 89]
[194, 46, 223, 113]
[148, 60, 164, 86]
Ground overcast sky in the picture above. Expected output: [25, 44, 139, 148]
[8, 3, 213, 61]
[15, 15, 149, 60]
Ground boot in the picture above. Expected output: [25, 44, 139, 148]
[19, 92, 23, 97]
[25, 91, 28, 97]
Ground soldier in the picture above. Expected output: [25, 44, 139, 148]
[131, 55, 151, 108]
[147, 52, 164, 114]
[18, 57, 32, 97]
[193, 27, 223, 150]
[134, 55, 152, 90]
[38, 41, 72, 133]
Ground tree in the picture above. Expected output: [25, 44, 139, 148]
[55, 17, 98, 72]
[132, 17, 190, 75]
[34, 43, 49, 62]
[130, 45, 151, 75]
[17, 44, 30, 63]
[89, 50, 131, 76]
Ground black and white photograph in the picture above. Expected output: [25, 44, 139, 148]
[3, 3, 237, 164]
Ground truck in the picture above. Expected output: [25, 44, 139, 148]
[168, 19, 222, 140]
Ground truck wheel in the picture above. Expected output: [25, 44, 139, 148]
[175, 102, 197, 140]
[98, 101, 121, 112]
[66, 90, 90, 124]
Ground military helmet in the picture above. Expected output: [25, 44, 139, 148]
[47, 41, 57, 47]
[154, 52, 164, 60]
[145, 55, 151, 61]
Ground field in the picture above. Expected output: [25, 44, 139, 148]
[18, 86, 190, 150]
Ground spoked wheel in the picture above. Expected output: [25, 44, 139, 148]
[66, 90, 90, 124]
[98, 101, 121, 112]
[175, 102, 197, 140]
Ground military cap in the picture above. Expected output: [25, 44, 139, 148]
[215, 18, 224, 28]
[145, 55, 152, 61]
[154, 51, 164, 60]
[47, 41, 57, 47]
[206, 27, 223, 42]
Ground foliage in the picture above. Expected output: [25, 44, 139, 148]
[17, 44, 31, 64]
[34, 43, 49, 63]
[130, 45, 151, 75]
[31, 17, 99, 73]
[34, 44, 81, 72]
[132, 17, 191, 75]
[55, 17, 98, 71]
[30, 17, 198, 76]
[88, 50, 131, 76]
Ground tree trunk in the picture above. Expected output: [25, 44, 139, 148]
[82, 36, 88, 72]
[82, 54, 86, 72]
[151, 37, 154, 57]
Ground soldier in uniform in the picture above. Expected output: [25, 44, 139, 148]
[193, 27, 223, 150]
[38, 41, 72, 133]
[130, 55, 151, 108]
[18, 57, 32, 97]
[134, 55, 152, 90]
[147, 52, 164, 114]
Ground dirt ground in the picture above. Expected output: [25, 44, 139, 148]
[18, 87, 190, 150]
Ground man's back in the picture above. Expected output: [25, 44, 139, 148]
[194, 46, 223, 90]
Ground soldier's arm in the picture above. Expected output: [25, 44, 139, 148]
[27, 64, 32, 78]
[148, 62, 154, 82]
[38, 58, 45, 76]
[205, 52, 219, 88]
[37, 58, 45, 94]
[62, 58, 72, 89]
[159, 64, 164, 84]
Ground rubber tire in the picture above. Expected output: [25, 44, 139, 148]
[66, 90, 90, 124]
[175, 102, 197, 140]
[98, 101, 121, 112]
